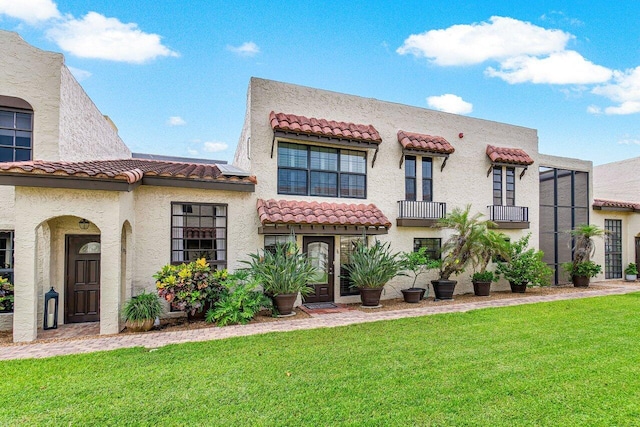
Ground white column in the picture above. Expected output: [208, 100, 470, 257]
[99, 219, 122, 335]
[13, 225, 38, 342]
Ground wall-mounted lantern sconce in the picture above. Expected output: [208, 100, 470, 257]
[79, 219, 90, 230]
[43, 287, 59, 330]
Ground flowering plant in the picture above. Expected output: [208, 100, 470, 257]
[0, 276, 13, 313]
[154, 258, 226, 316]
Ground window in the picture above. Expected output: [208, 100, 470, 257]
[171, 203, 227, 269]
[605, 219, 622, 279]
[405, 155, 416, 201]
[493, 166, 515, 206]
[422, 158, 433, 202]
[278, 142, 366, 199]
[413, 238, 441, 261]
[340, 236, 367, 296]
[0, 109, 32, 162]
[264, 235, 295, 254]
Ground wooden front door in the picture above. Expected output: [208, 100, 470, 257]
[303, 236, 334, 303]
[66, 235, 101, 323]
[635, 237, 640, 268]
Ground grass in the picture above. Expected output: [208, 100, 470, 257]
[2, 294, 640, 425]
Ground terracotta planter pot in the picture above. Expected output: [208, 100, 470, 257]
[401, 288, 426, 303]
[572, 275, 590, 287]
[431, 279, 456, 300]
[273, 293, 298, 315]
[359, 287, 384, 306]
[509, 281, 528, 293]
[472, 281, 491, 296]
[125, 318, 154, 332]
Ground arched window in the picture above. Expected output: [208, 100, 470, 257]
[0, 95, 33, 162]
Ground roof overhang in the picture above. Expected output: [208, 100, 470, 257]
[258, 223, 388, 235]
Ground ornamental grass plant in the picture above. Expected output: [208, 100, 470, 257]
[343, 239, 401, 289]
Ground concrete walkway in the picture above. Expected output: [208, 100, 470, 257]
[1, 282, 638, 361]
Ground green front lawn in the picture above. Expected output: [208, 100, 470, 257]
[3, 294, 640, 425]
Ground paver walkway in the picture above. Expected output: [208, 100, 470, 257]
[1, 282, 638, 361]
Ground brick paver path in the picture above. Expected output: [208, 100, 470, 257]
[1, 282, 638, 361]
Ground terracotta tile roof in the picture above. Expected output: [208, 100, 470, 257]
[397, 130, 455, 154]
[257, 199, 391, 228]
[593, 198, 640, 211]
[486, 145, 534, 166]
[269, 111, 382, 144]
[0, 159, 257, 184]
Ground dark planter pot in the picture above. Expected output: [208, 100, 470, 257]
[401, 288, 426, 303]
[472, 281, 491, 296]
[359, 287, 384, 307]
[431, 279, 456, 300]
[572, 275, 590, 288]
[273, 293, 298, 315]
[509, 282, 528, 293]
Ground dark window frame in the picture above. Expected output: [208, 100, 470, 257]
[170, 202, 227, 269]
[413, 238, 442, 261]
[0, 107, 33, 163]
[277, 142, 367, 199]
[405, 155, 416, 201]
[493, 166, 516, 206]
[605, 219, 622, 279]
[0, 230, 14, 284]
[422, 157, 433, 202]
[340, 235, 368, 296]
[264, 235, 295, 254]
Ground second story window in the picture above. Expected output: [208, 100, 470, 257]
[278, 142, 366, 199]
[0, 109, 32, 162]
[405, 156, 433, 202]
[422, 157, 433, 202]
[493, 166, 515, 206]
[405, 156, 416, 200]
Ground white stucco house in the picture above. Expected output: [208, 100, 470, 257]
[1, 30, 628, 343]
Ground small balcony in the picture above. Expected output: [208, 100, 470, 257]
[397, 201, 446, 227]
[487, 205, 529, 229]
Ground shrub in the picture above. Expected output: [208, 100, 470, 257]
[562, 261, 602, 278]
[625, 263, 638, 275]
[471, 271, 499, 283]
[205, 271, 271, 326]
[0, 276, 13, 313]
[123, 292, 163, 322]
[154, 259, 226, 316]
[496, 234, 552, 287]
[343, 240, 401, 289]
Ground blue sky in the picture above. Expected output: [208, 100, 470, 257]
[1, 0, 639, 165]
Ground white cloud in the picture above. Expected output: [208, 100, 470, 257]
[618, 137, 640, 145]
[186, 148, 199, 156]
[486, 50, 613, 85]
[47, 12, 178, 63]
[67, 66, 92, 81]
[397, 16, 571, 66]
[167, 116, 186, 126]
[427, 94, 473, 114]
[0, 0, 60, 24]
[226, 41, 260, 57]
[587, 105, 602, 115]
[591, 67, 640, 114]
[203, 141, 228, 153]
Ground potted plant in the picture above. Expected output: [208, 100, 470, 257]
[123, 291, 163, 332]
[567, 224, 607, 287]
[398, 247, 441, 303]
[433, 205, 489, 300]
[343, 239, 401, 307]
[0, 276, 13, 313]
[562, 261, 602, 287]
[154, 258, 225, 319]
[242, 242, 316, 316]
[496, 234, 552, 292]
[471, 229, 510, 296]
[625, 263, 638, 281]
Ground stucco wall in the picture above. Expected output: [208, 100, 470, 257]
[594, 157, 640, 202]
[0, 30, 63, 161]
[58, 66, 131, 161]
[591, 210, 640, 280]
[235, 77, 545, 298]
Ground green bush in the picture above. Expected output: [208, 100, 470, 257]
[205, 271, 271, 326]
[625, 263, 638, 275]
[343, 240, 401, 289]
[123, 292, 163, 322]
[0, 276, 13, 313]
[562, 261, 602, 278]
[496, 234, 552, 287]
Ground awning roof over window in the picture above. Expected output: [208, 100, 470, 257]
[486, 145, 534, 166]
[269, 111, 382, 145]
[397, 130, 455, 155]
[257, 198, 391, 234]
[0, 159, 256, 192]
[593, 198, 640, 212]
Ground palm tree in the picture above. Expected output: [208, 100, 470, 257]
[437, 205, 490, 280]
[570, 224, 607, 267]
[475, 229, 510, 274]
